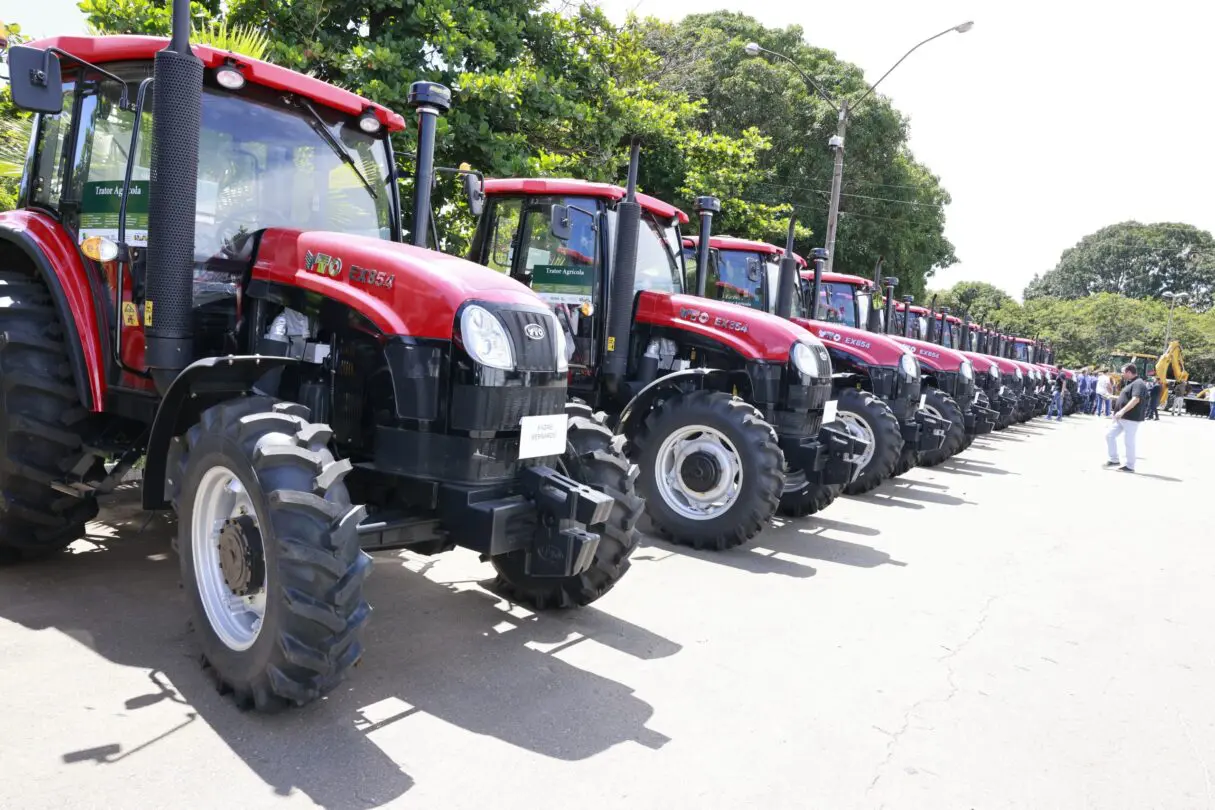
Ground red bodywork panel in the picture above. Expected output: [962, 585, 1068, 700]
[886, 335, 966, 372]
[483, 178, 689, 224]
[253, 229, 544, 338]
[963, 350, 1021, 376]
[27, 35, 406, 132]
[0, 210, 108, 409]
[799, 269, 871, 286]
[789, 317, 909, 368]
[633, 292, 813, 362]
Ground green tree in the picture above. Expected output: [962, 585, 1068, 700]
[638, 11, 956, 296]
[1025, 221, 1215, 309]
[1, 21, 34, 213]
[925, 281, 1013, 323]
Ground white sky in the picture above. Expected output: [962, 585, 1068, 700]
[13, 0, 1215, 299]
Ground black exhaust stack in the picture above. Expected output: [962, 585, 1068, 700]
[925, 294, 938, 343]
[774, 215, 798, 319]
[408, 81, 451, 248]
[808, 248, 828, 321]
[604, 140, 642, 394]
[881, 278, 898, 335]
[902, 295, 914, 338]
[144, 0, 204, 392]
[937, 307, 950, 346]
[693, 196, 720, 297]
[961, 312, 971, 351]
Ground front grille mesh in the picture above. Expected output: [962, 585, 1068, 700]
[496, 309, 557, 373]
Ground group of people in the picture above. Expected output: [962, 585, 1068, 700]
[1073, 369, 1117, 416]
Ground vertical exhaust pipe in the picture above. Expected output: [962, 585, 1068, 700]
[603, 140, 642, 394]
[937, 307, 950, 346]
[408, 81, 451, 248]
[881, 278, 898, 335]
[902, 295, 914, 338]
[808, 248, 828, 321]
[925, 294, 938, 343]
[774, 214, 797, 319]
[144, 0, 204, 392]
[693, 196, 719, 297]
[961, 313, 971, 351]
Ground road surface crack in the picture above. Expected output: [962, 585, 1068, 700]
[867, 595, 997, 795]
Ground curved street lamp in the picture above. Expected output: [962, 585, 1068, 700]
[1162, 291, 1189, 349]
[745, 21, 973, 273]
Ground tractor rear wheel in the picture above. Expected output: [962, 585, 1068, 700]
[0, 270, 99, 563]
[168, 397, 371, 712]
[491, 402, 643, 608]
[837, 389, 902, 495]
[634, 390, 783, 550]
[917, 390, 965, 466]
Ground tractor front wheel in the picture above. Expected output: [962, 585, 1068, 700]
[634, 390, 783, 550]
[837, 389, 903, 496]
[917, 390, 965, 466]
[168, 397, 372, 712]
[491, 403, 643, 608]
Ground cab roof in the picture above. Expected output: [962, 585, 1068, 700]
[27, 35, 407, 131]
[683, 235, 807, 266]
[482, 178, 689, 224]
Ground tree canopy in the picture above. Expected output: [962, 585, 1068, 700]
[924, 281, 1013, 324]
[1025, 221, 1215, 310]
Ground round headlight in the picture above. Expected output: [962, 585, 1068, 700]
[460, 305, 515, 370]
[791, 342, 821, 378]
[989, 362, 1000, 378]
[899, 352, 919, 379]
[1014, 367, 1023, 380]
[959, 359, 973, 380]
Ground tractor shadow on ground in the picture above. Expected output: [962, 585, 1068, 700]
[934, 457, 1017, 477]
[634, 529, 819, 579]
[0, 492, 676, 810]
[877, 480, 976, 507]
[766, 517, 908, 570]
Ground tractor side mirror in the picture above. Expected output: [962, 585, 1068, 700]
[7, 46, 64, 114]
[463, 172, 484, 217]
[550, 204, 573, 241]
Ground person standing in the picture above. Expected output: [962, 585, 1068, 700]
[1047, 371, 1065, 421]
[1094, 370, 1113, 417]
[1105, 363, 1148, 472]
[1145, 376, 1161, 420]
[1082, 369, 1095, 413]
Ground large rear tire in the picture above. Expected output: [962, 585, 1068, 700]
[0, 270, 99, 563]
[634, 390, 783, 550]
[917, 390, 965, 466]
[168, 397, 371, 712]
[837, 389, 902, 496]
[491, 402, 643, 609]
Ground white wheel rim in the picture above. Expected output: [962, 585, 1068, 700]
[654, 424, 744, 521]
[192, 464, 267, 651]
[836, 410, 876, 470]
[921, 403, 944, 420]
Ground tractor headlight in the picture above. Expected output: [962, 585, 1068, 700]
[899, 352, 920, 380]
[1015, 367, 1023, 380]
[553, 317, 569, 372]
[460, 305, 515, 370]
[989, 362, 1000, 378]
[791, 341, 821, 378]
[959, 359, 973, 381]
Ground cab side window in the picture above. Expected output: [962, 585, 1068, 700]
[30, 84, 78, 209]
[485, 198, 523, 274]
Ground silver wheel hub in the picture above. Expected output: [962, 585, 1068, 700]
[836, 410, 877, 471]
[654, 424, 744, 521]
[192, 465, 267, 651]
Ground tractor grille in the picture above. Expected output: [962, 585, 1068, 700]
[496, 309, 558, 373]
[450, 384, 566, 432]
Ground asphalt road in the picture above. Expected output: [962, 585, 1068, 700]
[2, 411, 1212, 810]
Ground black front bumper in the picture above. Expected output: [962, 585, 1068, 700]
[781, 424, 865, 486]
[434, 466, 614, 577]
[905, 411, 949, 452]
[966, 405, 998, 435]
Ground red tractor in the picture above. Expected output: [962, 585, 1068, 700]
[679, 221, 951, 489]
[1, 8, 643, 711]
[467, 155, 863, 543]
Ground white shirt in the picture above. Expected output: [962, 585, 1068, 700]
[1096, 375, 1112, 398]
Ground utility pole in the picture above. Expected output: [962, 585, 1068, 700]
[824, 104, 847, 274]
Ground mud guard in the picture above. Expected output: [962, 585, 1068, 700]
[142, 355, 299, 509]
[616, 368, 753, 442]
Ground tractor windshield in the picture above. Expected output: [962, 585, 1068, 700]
[1013, 342, 1031, 362]
[605, 209, 683, 295]
[814, 282, 859, 326]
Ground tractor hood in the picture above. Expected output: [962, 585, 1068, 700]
[252, 229, 545, 338]
[887, 334, 968, 372]
[788, 317, 909, 369]
[634, 291, 821, 362]
[963, 351, 1022, 376]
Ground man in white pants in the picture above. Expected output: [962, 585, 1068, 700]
[1105, 363, 1147, 472]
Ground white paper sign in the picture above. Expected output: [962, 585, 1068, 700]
[823, 399, 839, 423]
[519, 414, 568, 459]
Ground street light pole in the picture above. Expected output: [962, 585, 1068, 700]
[1162, 291, 1188, 349]
[746, 21, 972, 274]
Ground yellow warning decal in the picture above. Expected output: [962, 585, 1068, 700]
[144, 300, 153, 327]
[607, 336, 616, 351]
[122, 301, 139, 327]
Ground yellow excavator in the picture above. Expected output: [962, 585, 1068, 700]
[1154, 340, 1189, 408]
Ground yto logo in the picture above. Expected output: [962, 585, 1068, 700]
[818, 329, 842, 342]
[304, 250, 342, 278]
[524, 323, 546, 340]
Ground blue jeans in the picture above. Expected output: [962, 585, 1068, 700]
[1047, 392, 1063, 419]
[1095, 396, 1110, 417]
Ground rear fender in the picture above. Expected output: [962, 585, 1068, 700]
[0, 211, 106, 410]
[616, 368, 752, 441]
[142, 356, 299, 510]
